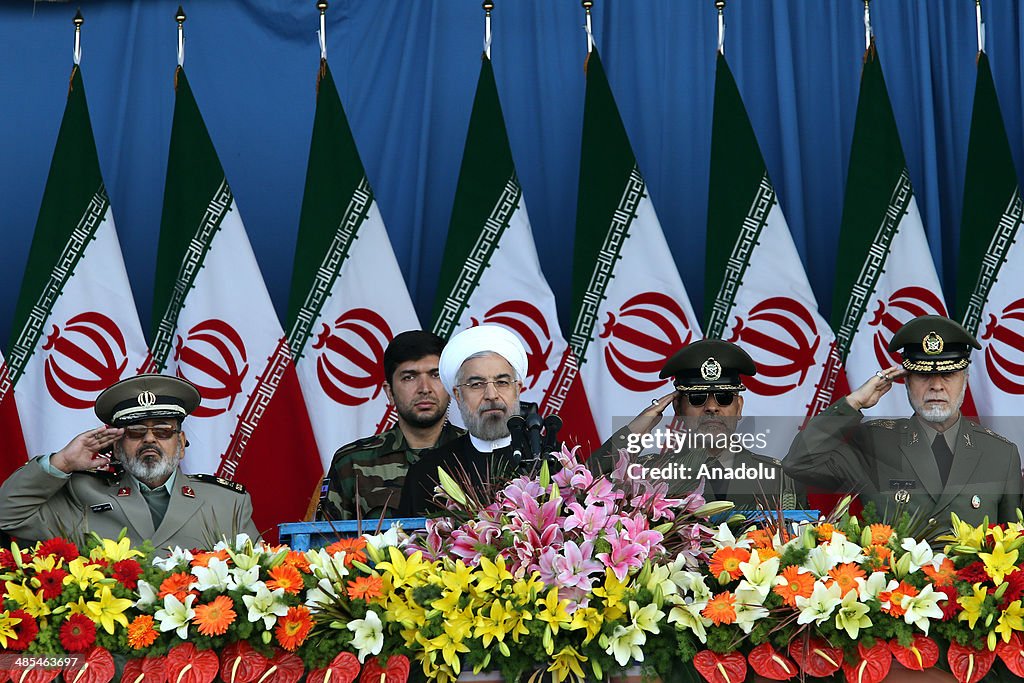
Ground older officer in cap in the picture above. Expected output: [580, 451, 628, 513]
[784, 315, 1023, 525]
[0, 374, 260, 551]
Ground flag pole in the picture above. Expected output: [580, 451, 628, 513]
[483, 0, 493, 59]
[176, 6, 186, 68]
[863, 0, 872, 50]
[317, 0, 328, 62]
[582, 0, 593, 55]
[975, 0, 984, 54]
[715, 0, 726, 54]
[72, 10, 83, 66]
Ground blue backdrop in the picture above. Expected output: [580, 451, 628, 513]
[2, 0, 1023, 348]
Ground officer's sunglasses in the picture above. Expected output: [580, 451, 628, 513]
[123, 424, 180, 440]
[686, 391, 737, 407]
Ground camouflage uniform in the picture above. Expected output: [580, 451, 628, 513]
[320, 422, 464, 520]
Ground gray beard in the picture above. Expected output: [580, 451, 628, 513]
[116, 442, 182, 488]
[459, 398, 520, 441]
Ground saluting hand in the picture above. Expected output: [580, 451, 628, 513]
[627, 390, 679, 435]
[846, 365, 908, 411]
[50, 427, 124, 474]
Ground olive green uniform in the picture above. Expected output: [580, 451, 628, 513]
[784, 399, 1023, 525]
[321, 422, 464, 520]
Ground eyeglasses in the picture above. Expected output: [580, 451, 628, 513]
[123, 425, 180, 440]
[686, 392, 737, 407]
[456, 378, 518, 394]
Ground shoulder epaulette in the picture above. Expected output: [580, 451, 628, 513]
[333, 434, 386, 458]
[186, 473, 247, 494]
[79, 464, 123, 484]
[975, 424, 1014, 445]
[748, 452, 782, 467]
[866, 419, 897, 430]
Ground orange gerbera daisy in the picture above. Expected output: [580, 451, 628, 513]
[774, 566, 815, 607]
[814, 523, 835, 542]
[127, 615, 158, 649]
[267, 565, 304, 595]
[709, 547, 751, 582]
[325, 537, 368, 567]
[282, 551, 311, 574]
[746, 529, 775, 550]
[923, 558, 957, 587]
[702, 592, 737, 626]
[191, 549, 230, 568]
[194, 595, 237, 636]
[158, 572, 194, 602]
[756, 547, 780, 562]
[864, 545, 892, 572]
[347, 575, 384, 602]
[827, 563, 866, 597]
[275, 606, 313, 651]
[868, 523, 894, 546]
[879, 581, 919, 617]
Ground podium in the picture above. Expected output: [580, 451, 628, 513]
[277, 518, 428, 551]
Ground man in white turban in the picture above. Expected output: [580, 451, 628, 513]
[399, 325, 527, 515]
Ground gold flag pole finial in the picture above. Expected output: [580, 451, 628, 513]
[975, 0, 984, 54]
[582, 0, 594, 55]
[73, 9, 84, 66]
[715, 0, 726, 55]
[483, 1, 494, 59]
[317, 0, 328, 62]
[176, 6, 186, 69]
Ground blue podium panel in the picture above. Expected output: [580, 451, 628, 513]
[710, 510, 821, 525]
[278, 518, 428, 551]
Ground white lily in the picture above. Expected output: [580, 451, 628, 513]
[629, 601, 663, 634]
[878, 579, 903, 613]
[857, 572, 890, 602]
[645, 565, 679, 598]
[155, 593, 196, 639]
[804, 545, 840, 578]
[737, 550, 780, 601]
[901, 584, 946, 635]
[191, 557, 231, 592]
[305, 548, 350, 581]
[826, 533, 866, 565]
[900, 538, 934, 573]
[305, 577, 340, 611]
[227, 566, 262, 593]
[733, 597, 769, 635]
[601, 623, 646, 666]
[667, 602, 710, 643]
[347, 610, 384, 662]
[364, 526, 401, 551]
[241, 585, 289, 629]
[834, 588, 872, 639]
[712, 523, 751, 549]
[152, 547, 193, 571]
[796, 581, 842, 626]
[135, 579, 158, 608]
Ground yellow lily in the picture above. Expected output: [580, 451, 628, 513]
[593, 568, 628, 621]
[85, 585, 133, 634]
[0, 612, 22, 648]
[64, 557, 105, 591]
[90, 537, 142, 563]
[569, 605, 603, 644]
[978, 544, 1019, 586]
[476, 555, 513, 593]
[996, 600, 1024, 643]
[4, 583, 50, 618]
[548, 646, 588, 683]
[958, 583, 989, 629]
[374, 547, 430, 590]
[474, 599, 514, 647]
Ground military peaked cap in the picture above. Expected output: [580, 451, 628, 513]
[659, 339, 757, 392]
[95, 374, 202, 426]
[887, 315, 980, 374]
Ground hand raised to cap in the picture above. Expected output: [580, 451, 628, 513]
[50, 426, 125, 474]
[846, 365, 908, 411]
[626, 390, 679, 435]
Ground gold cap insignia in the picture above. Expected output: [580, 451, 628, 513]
[922, 331, 944, 356]
[700, 357, 722, 382]
[137, 390, 157, 407]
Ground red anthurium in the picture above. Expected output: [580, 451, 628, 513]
[121, 657, 167, 683]
[12, 668, 61, 683]
[64, 646, 116, 683]
[693, 651, 747, 683]
[358, 656, 410, 683]
[996, 632, 1024, 677]
[947, 642, 996, 683]
[165, 644, 219, 683]
[747, 643, 797, 680]
[841, 643, 891, 683]
[251, 649, 304, 683]
[306, 653, 360, 683]
[888, 636, 940, 671]
[219, 642, 270, 683]
[788, 638, 843, 678]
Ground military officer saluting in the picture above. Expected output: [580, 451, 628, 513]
[784, 315, 1023, 525]
[0, 374, 259, 552]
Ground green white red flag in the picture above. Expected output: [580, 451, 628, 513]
[287, 61, 421, 473]
[570, 50, 702, 440]
[0, 355, 27, 482]
[432, 56, 599, 448]
[7, 65, 152, 459]
[150, 67, 321, 538]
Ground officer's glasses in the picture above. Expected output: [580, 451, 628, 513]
[457, 378, 518, 394]
[123, 424, 180, 440]
[686, 392, 737, 407]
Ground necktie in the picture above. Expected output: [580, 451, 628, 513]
[933, 433, 954, 486]
[141, 486, 171, 529]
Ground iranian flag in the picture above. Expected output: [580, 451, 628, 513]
[826, 42, 948, 417]
[958, 51, 1024, 447]
[0, 355, 27, 482]
[570, 50, 701, 440]
[287, 61, 421, 474]
[151, 67, 320, 538]
[432, 56, 599, 449]
[704, 51, 836, 434]
[7, 64, 152, 458]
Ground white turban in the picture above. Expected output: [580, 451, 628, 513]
[439, 325, 528, 396]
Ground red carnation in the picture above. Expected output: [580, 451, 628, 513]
[957, 561, 989, 584]
[112, 560, 143, 590]
[935, 585, 960, 621]
[6, 610, 39, 651]
[36, 568, 69, 600]
[0, 549, 16, 570]
[996, 569, 1024, 610]
[91, 558, 109, 569]
[36, 538, 80, 564]
[59, 614, 96, 653]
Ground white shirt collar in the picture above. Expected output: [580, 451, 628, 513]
[469, 434, 512, 453]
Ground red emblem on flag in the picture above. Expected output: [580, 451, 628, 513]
[173, 319, 249, 418]
[312, 308, 393, 406]
[867, 286, 947, 378]
[982, 298, 1024, 394]
[42, 312, 130, 409]
[470, 300, 553, 390]
[726, 296, 821, 396]
[599, 292, 693, 392]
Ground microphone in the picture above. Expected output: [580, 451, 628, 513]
[507, 415, 528, 465]
[541, 414, 563, 454]
[526, 410, 544, 459]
